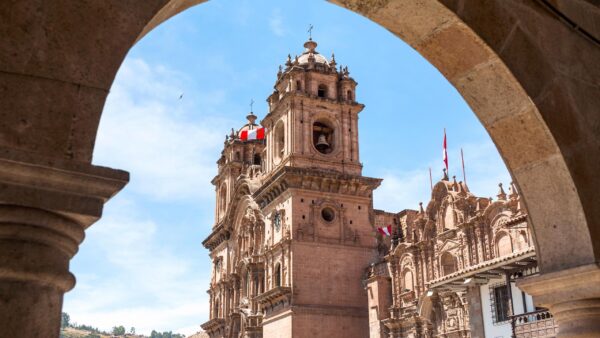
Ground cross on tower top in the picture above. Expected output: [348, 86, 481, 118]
[307, 24, 314, 40]
[250, 99, 254, 113]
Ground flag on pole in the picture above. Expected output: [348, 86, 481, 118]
[239, 127, 266, 141]
[443, 129, 448, 172]
[377, 225, 392, 236]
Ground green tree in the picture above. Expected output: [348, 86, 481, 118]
[130, 327, 136, 334]
[61, 312, 70, 328]
[112, 325, 126, 335]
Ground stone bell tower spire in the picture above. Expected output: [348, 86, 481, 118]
[262, 38, 364, 176]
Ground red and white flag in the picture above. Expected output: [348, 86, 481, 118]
[239, 127, 266, 141]
[443, 129, 448, 172]
[377, 225, 392, 237]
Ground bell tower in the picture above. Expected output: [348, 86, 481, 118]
[253, 39, 381, 337]
[202, 39, 382, 338]
[262, 38, 363, 176]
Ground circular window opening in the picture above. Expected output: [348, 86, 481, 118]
[321, 207, 335, 222]
[313, 121, 334, 154]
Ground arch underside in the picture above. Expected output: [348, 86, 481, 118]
[1, 0, 597, 276]
[132, 0, 596, 274]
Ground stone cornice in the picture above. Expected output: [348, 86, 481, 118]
[254, 166, 381, 208]
[200, 318, 226, 332]
[263, 92, 364, 126]
[202, 223, 230, 251]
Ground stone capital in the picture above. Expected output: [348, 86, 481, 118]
[517, 263, 600, 338]
[0, 147, 129, 227]
[517, 263, 600, 306]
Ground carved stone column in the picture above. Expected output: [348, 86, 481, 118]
[0, 150, 128, 338]
[517, 263, 600, 338]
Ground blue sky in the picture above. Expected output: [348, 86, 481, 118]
[64, 0, 511, 335]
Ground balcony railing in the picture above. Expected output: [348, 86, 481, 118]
[511, 309, 558, 338]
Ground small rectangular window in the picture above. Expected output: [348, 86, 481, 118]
[490, 283, 511, 323]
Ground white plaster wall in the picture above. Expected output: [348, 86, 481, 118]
[480, 277, 536, 338]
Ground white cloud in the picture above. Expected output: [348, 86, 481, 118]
[65, 197, 210, 335]
[269, 9, 285, 37]
[373, 141, 512, 212]
[93, 58, 233, 202]
[67, 58, 220, 335]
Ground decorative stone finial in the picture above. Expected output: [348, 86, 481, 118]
[419, 202, 424, 214]
[442, 168, 449, 181]
[286, 54, 292, 67]
[509, 181, 519, 199]
[246, 112, 257, 125]
[330, 53, 337, 69]
[497, 183, 507, 200]
[304, 39, 317, 53]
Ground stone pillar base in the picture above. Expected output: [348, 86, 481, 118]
[517, 263, 600, 338]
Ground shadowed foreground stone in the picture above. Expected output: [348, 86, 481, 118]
[0, 149, 128, 338]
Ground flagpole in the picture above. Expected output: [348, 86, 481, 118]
[461, 148, 467, 186]
[429, 167, 433, 191]
[443, 128, 448, 178]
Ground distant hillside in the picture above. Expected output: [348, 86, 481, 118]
[61, 327, 147, 338]
[60, 326, 206, 338]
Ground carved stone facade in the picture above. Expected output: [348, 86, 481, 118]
[367, 178, 547, 338]
[200, 39, 551, 338]
[201, 39, 382, 338]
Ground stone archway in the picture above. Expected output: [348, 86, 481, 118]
[1, 1, 598, 337]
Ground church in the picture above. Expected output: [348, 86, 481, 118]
[200, 39, 556, 338]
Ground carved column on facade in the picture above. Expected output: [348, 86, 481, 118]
[388, 259, 399, 308]
[0, 151, 128, 338]
[413, 250, 422, 295]
[208, 291, 214, 319]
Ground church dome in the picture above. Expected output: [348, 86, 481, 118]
[296, 39, 329, 66]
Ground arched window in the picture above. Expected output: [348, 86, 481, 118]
[517, 231, 528, 250]
[296, 80, 302, 91]
[497, 233, 513, 256]
[441, 252, 457, 276]
[317, 84, 327, 98]
[444, 205, 456, 229]
[347, 90, 353, 101]
[235, 151, 241, 161]
[253, 153, 261, 165]
[219, 184, 227, 218]
[273, 122, 285, 163]
[402, 270, 414, 292]
[274, 263, 281, 287]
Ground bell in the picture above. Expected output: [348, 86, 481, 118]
[316, 133, 330, 152]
